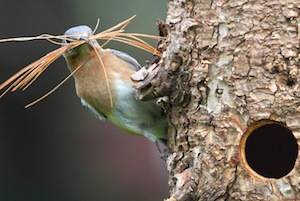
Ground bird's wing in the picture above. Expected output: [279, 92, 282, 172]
[108, 49, 141, 71]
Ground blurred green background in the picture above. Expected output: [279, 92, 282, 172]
[0, 0, 168, 201]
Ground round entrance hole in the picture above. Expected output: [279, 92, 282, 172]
[240, 120, 298, 179]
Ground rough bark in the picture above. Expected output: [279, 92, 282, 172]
[133, 0, 300, 200]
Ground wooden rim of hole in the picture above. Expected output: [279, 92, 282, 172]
[239, 119, 297, 181]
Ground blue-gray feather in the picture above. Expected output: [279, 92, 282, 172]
[64, 25, 92, 40]
[108, 49, 141, 71]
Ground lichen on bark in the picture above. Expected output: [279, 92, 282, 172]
[133, 0, 300, 200]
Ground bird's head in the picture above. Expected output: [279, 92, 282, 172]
[62, 25, 101, 69]
[64, 25, 92, 41]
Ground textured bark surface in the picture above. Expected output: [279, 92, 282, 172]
[133, 0, 300, 200]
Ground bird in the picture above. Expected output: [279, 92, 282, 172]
[62, 25, 167, 143]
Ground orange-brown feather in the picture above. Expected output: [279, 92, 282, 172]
[66, 45, 135, 117]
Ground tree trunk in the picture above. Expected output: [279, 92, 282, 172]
[133, 0, 299, 200]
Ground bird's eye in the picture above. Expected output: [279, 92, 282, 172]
[65, 40, 71, 44]
[63, 38, 73, 45]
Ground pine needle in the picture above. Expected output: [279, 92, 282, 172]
[0, 16, 163, 107]
[92, 45, 114, 109]
[0, 34, 73, 43]
[25, 62, 85, 108]
[0, 44, 79, 97]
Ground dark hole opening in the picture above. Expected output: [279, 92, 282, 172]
[245, 123, 298, 179]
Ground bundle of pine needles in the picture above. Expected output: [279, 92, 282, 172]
[0, 16, 162, 108]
